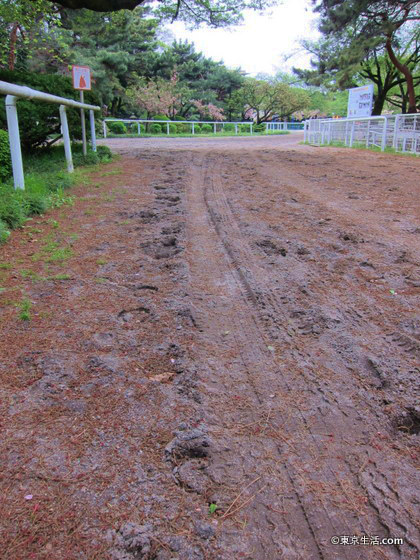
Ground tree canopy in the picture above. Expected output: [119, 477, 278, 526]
[312, 0, 420, 112]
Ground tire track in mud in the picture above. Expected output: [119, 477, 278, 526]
[184, 150, 419, 559]
[184, 153, 385, 559]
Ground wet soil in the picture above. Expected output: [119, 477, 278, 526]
[0, 134, 419, 559]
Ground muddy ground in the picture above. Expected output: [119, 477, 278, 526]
[0, 133, 419, 560]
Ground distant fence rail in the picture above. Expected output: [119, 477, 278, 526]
[304, 114, 420, 154]
[0, 80, 100, 189]
[103, 118, 303, 137]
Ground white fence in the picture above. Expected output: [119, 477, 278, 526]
[103, 118, 303, 137]
[304, 113, 420, 154]
[0, 80, 100, 189]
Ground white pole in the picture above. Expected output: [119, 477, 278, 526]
[349, 121, 355, 147]
[235, 123, 238, 135]
[381, 117, 387, 151]
[192, 122, 195, 135]
[89, 110, 97, 152]
[80, 91, 87, 155]
[392, 115, 399, 149]
[166, 122, 170, 135]
[366, 119, 371, 148]
[213, 123, 216, 134]
[59, 105, 74, 172]
[137, 121, 140, 136]
[5, 95, 24, 190]
[103, 120, 107, 138]
[250, 123, 253, 135]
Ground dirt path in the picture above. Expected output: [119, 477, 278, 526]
[0, 135, 419, 560]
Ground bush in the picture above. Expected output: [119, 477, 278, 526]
[126, 122, 144, 135]
[152, 115, 169, 121]
[168, 124, 177, 134]
[0, 69, 99, 152]
[176, 123, 190, 134]
[223, 123, 235, 132]
[0, 219, 11, 244]
[200, 124, 212, 134]
[173, 115, 185, 121]
[150, 123, 162, 134]
[22, 193, 48, 215]
[108, 121, 127, 135]
[0, 130, 12, 182]
[97, 145, 113, 162]
[193, 124, 201, 133]
[254, 123, 265, 132]
[0, 193, 26, 229]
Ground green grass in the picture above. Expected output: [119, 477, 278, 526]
[0, 144, 114, 246]
[307, 140, 420, 157]
[17, 297, 32, 321]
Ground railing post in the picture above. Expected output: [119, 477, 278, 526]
[59, 105, 74, 173]
[235, 123, 238, 135]
[5, 95, 24, 190]
[381, 117, 387, 151]
[103, 120, 107, 138]
[392, 115, 400, 149]
[266, 122, 269, 135]
[166, 122, 170, 135]
[366, 119, 371, 148]
[213, 123, 216, 134]
[349, 120, 355, 147]
[137, 121, 140, 136]
[250, 123, 253, 135]
[192, 122, 195, 135]
[80, 91, 87, 156]
[89, 110, 97, 152]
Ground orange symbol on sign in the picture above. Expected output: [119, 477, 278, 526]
[79, 75, 87, 89]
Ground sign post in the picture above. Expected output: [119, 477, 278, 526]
[347, 84, 374, 118]
[72, 65, 91, 156]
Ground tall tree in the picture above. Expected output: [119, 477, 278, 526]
[295, 28, 420, 114]
[232, 78, 310, 123]
[313, 0, 420, 112]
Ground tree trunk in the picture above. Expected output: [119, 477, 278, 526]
[371, 91, 386, 115]
[8, 22, 19, 71]
[386, 37, 417, 113]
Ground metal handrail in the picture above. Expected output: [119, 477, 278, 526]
[0, 80, 100, 189]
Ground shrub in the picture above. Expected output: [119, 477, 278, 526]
[150, 123, 162, 134]
[108, 121, 127, 135]
[254, 123, 265, 132]
[0, 192, 26, 228]
[169, 124, 177, 134]
[176, 123, 190, 134]
[97, 145, 113, 162]
[200, 124, 212, 134]
[193, 124, 201, 133]
[22, 193, 48, 215]
[0, 219, 10, 244]
[0, 70, 99, 151]
[173, 115, 185, 121]
[0, 130, 12, 182]
[223, 123, 235, 132]
[153, 115, 169, 121]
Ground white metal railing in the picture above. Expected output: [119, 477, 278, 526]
[103, 118, 254, 137]
[304, 114, 420, 154]
[266, 121, 304, 131]
[0, 80, 100, 189]
[102, 118, 304, 137]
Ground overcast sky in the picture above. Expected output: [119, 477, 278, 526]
[168, 0, 320, 76]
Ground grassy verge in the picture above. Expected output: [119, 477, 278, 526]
[304, 140, 419, 157]
[0, 144, 113, 244]
[104, 130, 291, 139]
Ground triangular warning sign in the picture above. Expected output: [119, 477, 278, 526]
[79, 75, 87, 89]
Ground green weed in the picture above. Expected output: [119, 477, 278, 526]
[17, 297, 32, 321]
